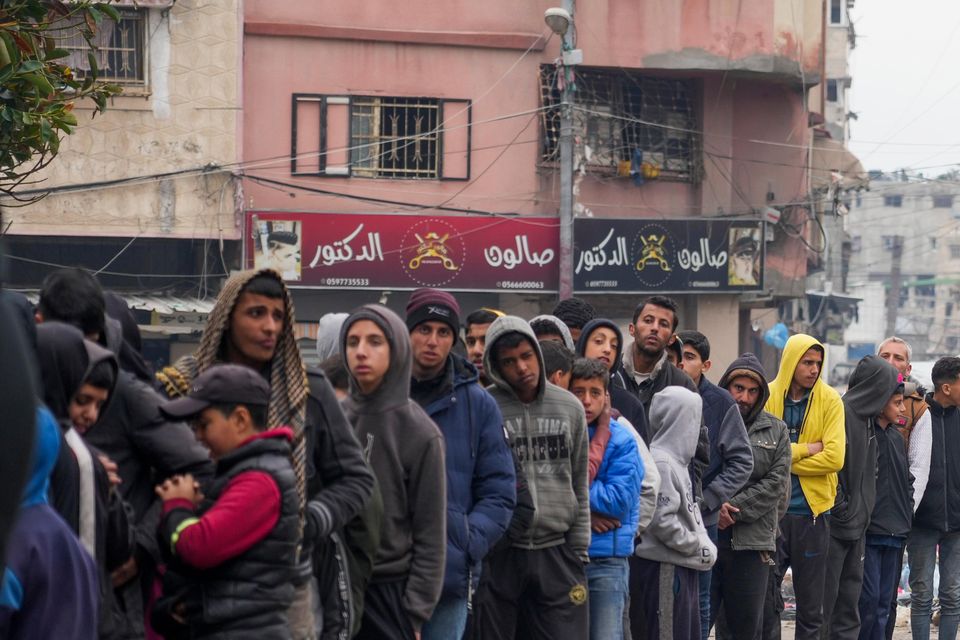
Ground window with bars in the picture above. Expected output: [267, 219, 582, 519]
[350, 97, 440, 178]
[291, 94, 471, 180]
[61, 8, 147, 87]
[933, 194, 955, 209]
[538, 65, 702, 182]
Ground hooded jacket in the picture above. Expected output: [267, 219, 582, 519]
[576, 319, 650, 437]
[914, 392, 960, 533]
[415, 354, 515, 600]
[718, 354, 792, 552]
[765, 334, 846, 518]
[635, 387, 717, 571]
[482, 316, 591, 559]
[530, 314, 576, 351]
[867, 419, 913, 540]
[832, 356, 898, 540]
[341, 304, 446, 631]
[696, 374, 753, 526]
[0, 406, 100, 640]
[156, 269, 375, 579]
[34, 323, 132, 639]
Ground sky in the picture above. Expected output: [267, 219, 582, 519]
[848, 0, 960, 174]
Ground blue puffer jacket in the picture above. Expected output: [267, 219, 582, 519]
[588, 418, 644, 559]
[423, 355, 516, 598]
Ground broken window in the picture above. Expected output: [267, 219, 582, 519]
[538, 65, 702, 182]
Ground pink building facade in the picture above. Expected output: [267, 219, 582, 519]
[242, 0, 824, 367]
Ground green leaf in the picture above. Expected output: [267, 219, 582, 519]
[95, 3, 121, 22]
[86, 51, 98, 77]
[23, 73, 54, 96]
[87, 6, 103, 26]
[45, 48, 69, 61]
[19, 59, 42, 73]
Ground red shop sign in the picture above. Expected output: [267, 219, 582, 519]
[245, 212, 560, 292]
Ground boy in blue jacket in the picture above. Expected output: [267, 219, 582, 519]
[569, 358, 644, 639]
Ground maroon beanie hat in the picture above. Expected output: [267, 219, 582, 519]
[405, 288, 461, 334]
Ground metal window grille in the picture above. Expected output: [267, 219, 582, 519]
[350, 97, 440, 179]
[61, 8, 146, 86]
[933, 195, 954, 209]
[539, 65, 702, 182]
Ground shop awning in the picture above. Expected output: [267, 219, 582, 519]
[811, 133, 868, 191]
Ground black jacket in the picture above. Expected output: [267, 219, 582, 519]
[85, 372, 214, 557]
[914, 394, 960, 532]
[867, 423, 913, 538]
[159, 434, 300, 639]
[832, 356, 899, 540]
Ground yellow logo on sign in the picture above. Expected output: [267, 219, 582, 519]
[408, 232, 459, 271]
[635, 234, 672, 272]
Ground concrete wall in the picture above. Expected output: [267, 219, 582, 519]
[6, 2, 242, 240]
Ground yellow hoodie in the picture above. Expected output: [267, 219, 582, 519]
[764, 334, 846, 517]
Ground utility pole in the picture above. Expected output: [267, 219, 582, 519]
[885, 235, 903, 337]
[546, 3, 580, 300]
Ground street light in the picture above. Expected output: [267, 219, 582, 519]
[545, 4, 580, 300]
[544, 7, 571, 36]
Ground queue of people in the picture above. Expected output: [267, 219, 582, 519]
[0, 269, 957, 640]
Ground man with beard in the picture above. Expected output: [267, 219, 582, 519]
[712, 353, 791, 639]
[612, 296, 697, 415]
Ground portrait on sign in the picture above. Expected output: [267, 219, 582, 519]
[728, 227, 761, 286]
[254, 219, 302, 281]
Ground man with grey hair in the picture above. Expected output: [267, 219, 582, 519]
[877, 336, 932, 639]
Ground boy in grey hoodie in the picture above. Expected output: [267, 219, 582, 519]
[474, 315, 590, 640]
[633, 386, 717, 640]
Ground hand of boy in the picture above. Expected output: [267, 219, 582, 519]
[156, 474, 202, 505]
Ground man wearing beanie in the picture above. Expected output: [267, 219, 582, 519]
[713, 353, 791, 639]
[405, 288, 516, 640]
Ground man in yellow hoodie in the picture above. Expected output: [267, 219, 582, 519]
[762, 334, 846, 640]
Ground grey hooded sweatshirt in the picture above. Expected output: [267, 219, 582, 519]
[340, 304, 446, 631]
[529, 314, 576, 351]
[482, 316, 591, 560]
[635, 386, 717, 571]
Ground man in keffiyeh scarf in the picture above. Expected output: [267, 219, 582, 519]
[158, 268, 375, 640]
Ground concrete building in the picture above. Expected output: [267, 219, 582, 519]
[243, 0, 832, 372]
[3, 0, 242, 365]
[844, 174, 960, 358]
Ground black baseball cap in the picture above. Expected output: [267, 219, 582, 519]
[160, 364, 270, 420]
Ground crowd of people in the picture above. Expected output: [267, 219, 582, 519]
[0, 265, 957, 640]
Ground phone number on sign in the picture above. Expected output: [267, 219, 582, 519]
[497, 280, 545, 290]
[324, 277, 370, 287]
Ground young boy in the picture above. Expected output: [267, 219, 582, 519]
[155, 364, 299, 639]
[475, 316, 590, 639]
[341, 305, 446, 640]
[634, 386, 717, 640]
[569, 358, 643, 640]
[541, 338, 575, 389]
[859, 381, 911, 639]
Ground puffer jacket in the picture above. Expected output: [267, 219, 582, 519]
[587, 418, 643, 559]
[420, 355, 516, 599]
